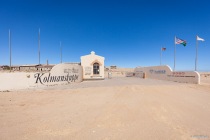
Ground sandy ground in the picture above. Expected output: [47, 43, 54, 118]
[0, 77, 210, 140]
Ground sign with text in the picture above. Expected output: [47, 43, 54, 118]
[134, 65, 200, 84]
[0, 64, 83, 91]
[34, 64, 83, 86]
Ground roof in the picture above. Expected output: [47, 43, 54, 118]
[81, 51, 105, 59]
[20, 64, 40, 67]
[36, 65, 55, 68]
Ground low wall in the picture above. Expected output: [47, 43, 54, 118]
[106, 68, 134, 78]
[134, 65, 200, 84]
[125, 72, 135, 77]
[0, 64, 83, 91]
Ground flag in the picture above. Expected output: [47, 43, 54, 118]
[175, 37, 187, 46]
[161, 47, 166, 51]
[197, 35, 205, 41]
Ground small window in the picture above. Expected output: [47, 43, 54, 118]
[93, 63, 100, 75]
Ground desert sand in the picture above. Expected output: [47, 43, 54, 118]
[0, 76, 210, 140]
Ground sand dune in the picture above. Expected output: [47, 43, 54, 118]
[0, 77, 210, 140]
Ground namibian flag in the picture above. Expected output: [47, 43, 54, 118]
[175, 37, 187, 46]
[161, 47, 166, 51]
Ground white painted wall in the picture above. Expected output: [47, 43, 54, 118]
[81, 51, 105, 80]
[0, 72, 35, 91]
[0, 64, 83, 91]
[134, 65, 200, 84]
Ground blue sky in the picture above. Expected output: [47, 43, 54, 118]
[0, 0, 210, 71]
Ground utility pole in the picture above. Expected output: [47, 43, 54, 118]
[9, 29, 11, 72]
[38, 28, 40, 65]
[60, 41, 62, 63]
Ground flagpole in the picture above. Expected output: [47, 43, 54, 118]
[160, 47, 162, 65]
[195, 35, 198, 71]
[9, 29, 11, 72]
[60, 41, 62, 63]
[38, 28, 40, 65]
[174, 36, 176, 71]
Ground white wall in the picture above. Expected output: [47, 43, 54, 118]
[0, 64, 83, 91]
[134, 65, 200, 84]
[81, 51, 105, 80]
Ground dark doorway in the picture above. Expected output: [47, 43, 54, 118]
[93, 63, 99, 75]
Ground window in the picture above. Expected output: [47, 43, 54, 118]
[93, 63, 100, 75]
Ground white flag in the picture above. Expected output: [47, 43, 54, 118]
[197, 35, 205, 41]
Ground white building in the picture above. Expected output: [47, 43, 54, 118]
[81, 51, 105, 80]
